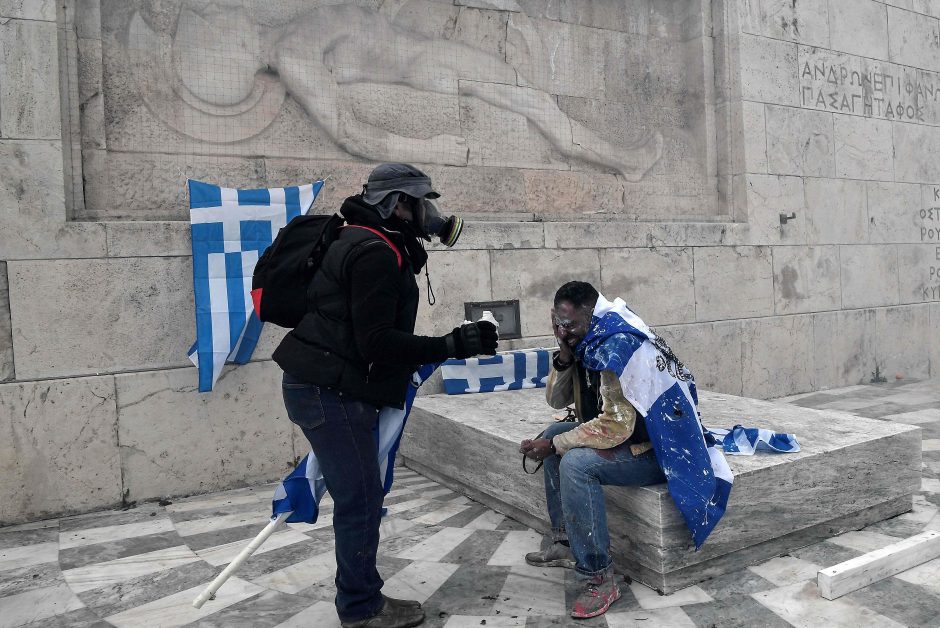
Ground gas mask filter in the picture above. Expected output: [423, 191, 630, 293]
[416, 198, 463, 247]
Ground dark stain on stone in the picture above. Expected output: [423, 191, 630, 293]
[618, 276, 651, 294]
[779, 266, 803, 301]
[842, 351, 863, 379]
[525, 276, 558, 302]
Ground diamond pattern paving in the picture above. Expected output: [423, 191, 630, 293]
[1, 378, 939, 627]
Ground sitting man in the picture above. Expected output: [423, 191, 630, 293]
[519, 281, 666, 619]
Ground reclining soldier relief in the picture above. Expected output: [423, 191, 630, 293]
[128, 0, 664, 180]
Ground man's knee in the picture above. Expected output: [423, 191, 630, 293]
[337, 494, 382, 519]
[559, 448, 596, 481]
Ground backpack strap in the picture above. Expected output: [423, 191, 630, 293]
[342, 225, 403, 269]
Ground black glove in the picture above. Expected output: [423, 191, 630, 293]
[445, 321, 498, 359]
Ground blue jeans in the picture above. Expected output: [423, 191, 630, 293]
[281, 373, 384, 623]
[541, 421, 666, 579]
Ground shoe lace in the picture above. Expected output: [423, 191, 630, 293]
[584, 583, 601, 598]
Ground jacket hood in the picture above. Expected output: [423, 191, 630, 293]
[339, 195, 428, 273]
[340, 194, 385, 227]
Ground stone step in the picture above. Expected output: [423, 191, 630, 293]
[400, 387, 922, 593]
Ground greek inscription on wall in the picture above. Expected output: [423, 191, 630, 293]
[913, 189, 940, 300]
[923, 189, 940, 242]
[921, 208, 940, 241]
[919, 189, 940, 300]
[799, 52, 940, 124]
[928, 245, 940, 300]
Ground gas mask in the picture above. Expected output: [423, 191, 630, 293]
[360, 163, 464, 248]
[415, 197, 463, 247]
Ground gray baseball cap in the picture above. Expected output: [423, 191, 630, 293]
[361, 163, 441, 219]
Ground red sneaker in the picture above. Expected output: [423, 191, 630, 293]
[570, 570, 621, 619]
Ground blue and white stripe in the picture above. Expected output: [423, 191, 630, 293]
[187, 179, 323, 392]
[706, 426, 801, 456]
[441, 349, 551, 394]
[577, 295, 734, 549]
[272, 363, 440, 524]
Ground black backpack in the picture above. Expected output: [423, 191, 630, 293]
[251, 213, 344, 328]
[251, 214, 403, 328]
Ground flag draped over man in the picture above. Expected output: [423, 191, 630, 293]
[188, 179, 323, 392]
[577, 295, 734, 548]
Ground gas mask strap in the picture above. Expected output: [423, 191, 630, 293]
[415, 236, 436, 305]
[425, 264, 436, 306]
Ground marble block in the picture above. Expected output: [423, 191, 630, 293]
[400, 387, 921, 593]
[0, 19, 61, 139]
[0, 376, 122, 524]
[115, 361, 294, 502]
[8, 257, 196, 379]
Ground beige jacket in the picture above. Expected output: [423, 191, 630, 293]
[545, 359, 652, 456]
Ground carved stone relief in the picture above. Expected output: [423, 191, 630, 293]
[82, 0, 715, 219]
[127, 1, 663, 180]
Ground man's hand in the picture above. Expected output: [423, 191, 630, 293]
[519, 438, 555, 461]
[556, 339, 574, 365]
[447, 321, 499, 359]
[550, 308, 575, 365]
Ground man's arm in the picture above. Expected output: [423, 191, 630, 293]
[551, 370, 637, 455]
[348, 244, 450, 365]
[545, 354, 576, 409]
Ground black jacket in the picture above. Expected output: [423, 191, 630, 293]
[273, 197, 450, 408]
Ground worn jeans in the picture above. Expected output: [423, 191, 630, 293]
[281, 372, 385, 623]
[541, 421, 666, 579]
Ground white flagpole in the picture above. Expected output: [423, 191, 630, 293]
[192, 512, 291, 608]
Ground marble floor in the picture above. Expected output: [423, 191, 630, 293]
[1, 378, 939, 628]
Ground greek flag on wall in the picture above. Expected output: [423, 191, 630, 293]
[187, 179, 323, 392]
[441, 349, 551, 394]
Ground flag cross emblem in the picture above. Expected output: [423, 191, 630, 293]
[441, 349, 551, 394]
[187, 179, 323, 392]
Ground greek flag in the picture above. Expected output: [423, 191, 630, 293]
[272, 363, 440, 524]
[441, 349, 551, 394]
[187, 179, 323, 392]
[707, 426, 801, 456]
[577, 295, 734, 549]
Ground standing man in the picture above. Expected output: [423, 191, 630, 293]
[519, 281, 665, 619]
[273, 164, 498, 628]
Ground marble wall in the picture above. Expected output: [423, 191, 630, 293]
[724, 0, 940, 384]
[1, 0, 939, 524]
[72, 0, 718, 221]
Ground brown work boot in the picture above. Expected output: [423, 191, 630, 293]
[340, 599, 425, 628]
[570, 569, 621, 619]
[525, 541, 576, 569]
